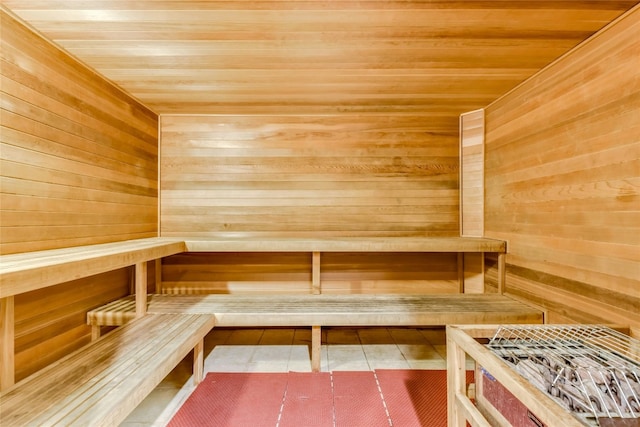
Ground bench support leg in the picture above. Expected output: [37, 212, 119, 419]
[135, 262, 148, 318]
[497, 253, 506, 294]
[311, 325, 321, 372]
[312, 252, 321, 294]
[1, 296, 15, 391]
[91, 324, 101, 341]
[193, 339, 204, 385]
[457, 253, 464, 293]
[155, 259, 163, 294]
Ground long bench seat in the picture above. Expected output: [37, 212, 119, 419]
[181, 236, 506, 253]
[0, 313, 215, 427]
[88, 293, 543, 371]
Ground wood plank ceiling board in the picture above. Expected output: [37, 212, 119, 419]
[3, 1, 637, 119]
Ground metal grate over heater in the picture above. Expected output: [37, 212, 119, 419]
[487, 325, 640, 427]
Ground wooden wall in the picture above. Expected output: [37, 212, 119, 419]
[484, 6, 640, 331]
[160, 114, 461, 293]
[0, 10, 159, 380]
[160, 114, 459, 237]
[161, 252, 459, 295]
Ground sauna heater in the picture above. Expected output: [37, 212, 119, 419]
[483, 325, 640, 427]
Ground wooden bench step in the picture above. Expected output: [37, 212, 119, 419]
[1, 313, 215, 427]
[89, 294, 543, 327]
[87, 294, 543, 372]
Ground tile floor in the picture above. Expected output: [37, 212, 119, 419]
[120, 326, 470, 426]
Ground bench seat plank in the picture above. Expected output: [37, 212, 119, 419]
[0, 313, 215, 427]
[89, 294, 542, 327]
[182, 236, 506, 253]
[0, 238, 187, 298]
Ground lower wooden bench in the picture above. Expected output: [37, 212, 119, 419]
[0, 313, 215, 427]
[88, 294, 544, 371]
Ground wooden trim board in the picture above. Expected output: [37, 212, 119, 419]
[183, 236, 506, 253]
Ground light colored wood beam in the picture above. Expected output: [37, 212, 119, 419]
[312, 251, 321, 295]
[135, 262, 147, 318]
[311, 325, 321, 372]
[193, 339, 204, 385]
[155, 258, 163, 294]
[497, 253, 506, 294]
[1, 296, 15, 391]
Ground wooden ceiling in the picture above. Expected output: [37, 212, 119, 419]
[3, 1, 637, 115]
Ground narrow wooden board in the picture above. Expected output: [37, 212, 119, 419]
[183, 236, 506, 253]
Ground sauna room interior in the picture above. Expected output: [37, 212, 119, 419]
[1, 1, 639, 426]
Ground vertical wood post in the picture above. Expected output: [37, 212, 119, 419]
[311, 325, 321, 372]
[155, 258, 163, 294]
[1, 296, 15, 391]
[497, 253, 506, 294]
[91, 325, 101, 341]
[457, 253, 464, 293]
[312, 252, 321, 295]
[193, 339, 204, 385]
[447, 326, 467, 427]
[135, 262, 147, 318]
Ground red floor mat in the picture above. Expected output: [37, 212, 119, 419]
[332, 371, 390, 426]
[167, 372, 288, 427]
[375, 369, 474, 427]
[168, 370, 464, 426]
[279, 372, 334, 427]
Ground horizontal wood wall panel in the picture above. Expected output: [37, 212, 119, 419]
[484, 5, 640, 330]
[1, 10, 159, 254]
[7, 1, 633, 115]
[160, 114, 460, 238]
[161, 252, 458, 295]
[13, 269, 129, 380]
[0, 11, 159, 380]
[320, 252, 458, 294]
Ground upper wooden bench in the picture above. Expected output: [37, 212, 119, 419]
[181, 236, 506, 253]
[0, 237, 186, 298]
[0, 236, 506, 299]
[180, 236, 508, 295]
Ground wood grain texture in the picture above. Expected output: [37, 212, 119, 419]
[0, 9, 159, 254]
[1, 313, 216, 427]
[160, 114, 460, 239]
[460, 109, 486, 293]
[87, 293, 544, 327]
[0, 297, 15, 390]
[484, 5, 640, 329]
[0, 11, 160, 381]
[460, 109, 485, 237]
[4, 1, 635, 116]
[0, 238, 185, 298]
[13, 269, 129, 381]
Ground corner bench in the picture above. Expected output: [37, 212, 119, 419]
[0, 235, 513, 421]
[0, 313, 215, 427]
